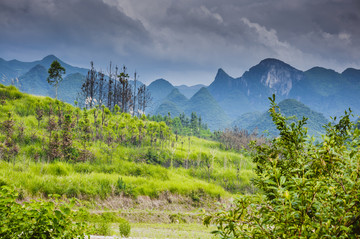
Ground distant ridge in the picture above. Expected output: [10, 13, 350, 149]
[1, 55, 360, 131]
[175, 84, 205, 98]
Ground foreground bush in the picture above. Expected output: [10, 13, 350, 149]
[119, 218, 131, 237]
[205, 95, 360, 238]
[0, 186, 88, 238]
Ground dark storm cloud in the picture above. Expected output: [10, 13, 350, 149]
[1, 0, 359, 84]
[0, 0, 150, 68]
[149, 0, 360, 80]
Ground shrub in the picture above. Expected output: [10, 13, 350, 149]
[45, 162, 72, 176]
[0, 186, 88, 238]
[119, 218, 131, 237]
[145, 148, 161, 164]
[90, 221, 112, 236]
[116, 177, 132, 196]
[0, 177, 6, 187]
[205, 95, 360, 238]
[169, 213, 187, 223]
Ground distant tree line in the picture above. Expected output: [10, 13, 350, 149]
[79, 62, 151, 116]
[148, 112, 211, 138]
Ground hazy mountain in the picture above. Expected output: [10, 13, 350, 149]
[175, 84, 205, 98]
[207, 68, 250, 119]
[241, 58, 304, 98]
[231, 111, 262, 130]
[207, 59, 360, 121]
[342, 68, 360, 84]
[235, 58, 304, 112]
[185, 87, 231, 130]
[0, 55, 88, 103]
[17, 64, 52, 97]
[155, 101, 183, 117]
[147, 78, 175, 113]
[208, 68, 237, 99]
[154, 87, 231, 130]
[288, 67, 360, 117]
[14, 64, 85, 104]
[164, 88, 188, 108]
[58, 73, 86, 104]
[243, 99, 328, 137]
[37, 55, 88, 76]
[0, 55, 88, 81]
[0, 57, 37, 82]
[207, 60, 305, 119]
[2, 55, 360, 132]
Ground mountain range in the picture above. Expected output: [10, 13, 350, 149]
[1, 55, 359, 134]
[148, 58, 360, 132]
[0, 55, 87, 103]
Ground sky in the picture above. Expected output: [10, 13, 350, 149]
[1, 0, 360, 85]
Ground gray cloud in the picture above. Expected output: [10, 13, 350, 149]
[1, 0, 359, 85]
[0, 0, 150, 69]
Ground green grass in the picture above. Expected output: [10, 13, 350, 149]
[0, 84, 255, 200]
[0, 83, 258, 238]
[0, 160, 231, 199]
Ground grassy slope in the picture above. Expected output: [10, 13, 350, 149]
[0, 84, 258, 238]
[0, 84, 254, 201]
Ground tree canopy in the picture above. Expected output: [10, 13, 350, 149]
[205, 95, 360, 238]
[47, 60, 66, 99]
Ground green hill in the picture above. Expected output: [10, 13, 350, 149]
[231, 111, 262, 130]
[185, 87, 231, 130]
[155, 88, 188, 117]
[164, 88, 188, 108]
[155, 100, 183, 117]
[58, 73, 85, 104]
[0, 84, 255, 204]
[148, 79, 175, 102]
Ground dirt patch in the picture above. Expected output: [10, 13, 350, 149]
[94, 191, 225, 211]
[88, 191, 229, 223]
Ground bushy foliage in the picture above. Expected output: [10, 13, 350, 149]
[119, 218, 131, 237]
[205, 95, 360, 238]
[0, 84, 172, 163]
[0, 186, 88, 238]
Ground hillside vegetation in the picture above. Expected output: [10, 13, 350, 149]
[0, 84, 255, 201]
[205, 95, 360, 238]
